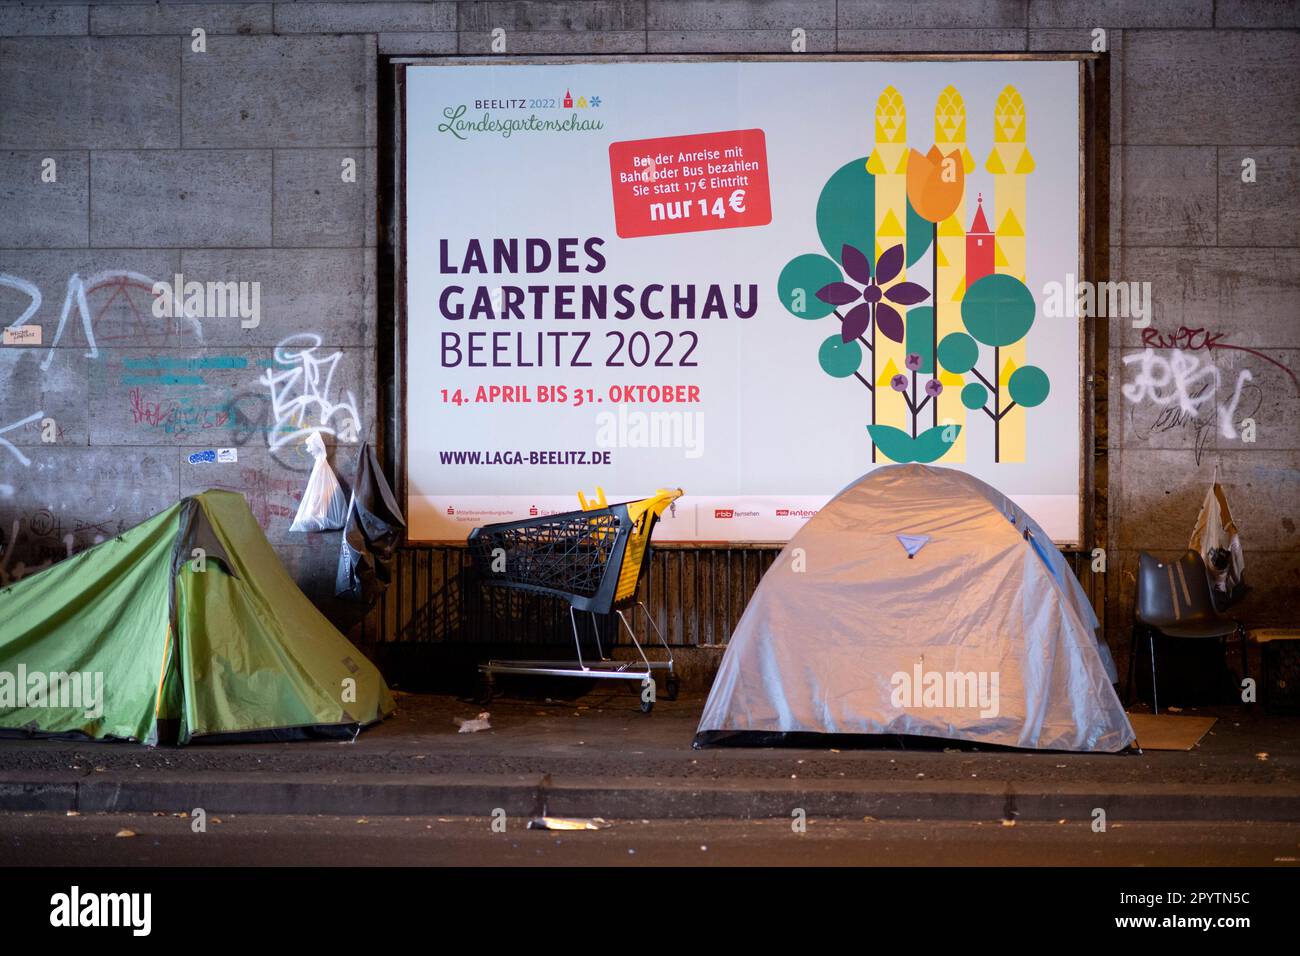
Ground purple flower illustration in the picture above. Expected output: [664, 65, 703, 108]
[905, 353, 923, 372]
[890, 374, 909, 392]
[815, 244, 930, 344]
[924, 379, 943, 398]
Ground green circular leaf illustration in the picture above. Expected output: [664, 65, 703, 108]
[937, 332, 979, 374]
[818, 334, 862, 378]
[960, 273, 1036, 347]
[1008, 364, 1051, 407]
[778, 254, 842, 320]
[960, 382, 988, 410]
[817, 158, 874, 269]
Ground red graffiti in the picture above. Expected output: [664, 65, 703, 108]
[1140, 326, 1228, 351]
[128, 387, 174, 427]
[1140, 325, 1299, 395]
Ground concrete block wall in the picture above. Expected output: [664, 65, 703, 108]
[1, 2, 1297, 664]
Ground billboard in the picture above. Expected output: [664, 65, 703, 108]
[404, 58, 1084, 544]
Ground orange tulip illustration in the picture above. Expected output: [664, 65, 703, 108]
[906, 145, 964, 224]
[906, 145, 964, 429]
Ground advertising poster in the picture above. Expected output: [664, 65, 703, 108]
[405, 59, 1082, 543]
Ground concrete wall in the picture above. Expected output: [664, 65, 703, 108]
[1, 2, 1297, 669]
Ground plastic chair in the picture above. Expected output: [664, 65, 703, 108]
[1127, 550, 1248, 713]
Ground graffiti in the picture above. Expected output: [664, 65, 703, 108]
[0, 509, 124, 587]
[259, 334, 359, 452]
[1141, 326, 1227, 352]
[211, 467, 302, 528]
[0, 515, 71, 586]
[1140, 324, 1300, 395]
[128, 387, 173, 427]
[1122, 349, 1255, 441]
[1123, 323, 1298, 459]
[1, 270, 204, 372]
[1123, 349, 1266, 463]
[126, 386, 232, 434]
[0, 410, 45, 467]
[21, 418, 66, 442]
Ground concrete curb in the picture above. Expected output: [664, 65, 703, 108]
[3, 772, 1299, 822]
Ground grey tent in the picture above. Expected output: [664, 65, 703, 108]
[695, 465, 1133, 753]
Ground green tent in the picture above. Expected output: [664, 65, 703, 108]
[0, 490, 394, 744]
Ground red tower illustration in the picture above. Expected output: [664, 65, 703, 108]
[562, 90, 573, 108]
[965, 193, 994, 286]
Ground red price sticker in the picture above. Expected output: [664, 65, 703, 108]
[608, 129, 772, 239]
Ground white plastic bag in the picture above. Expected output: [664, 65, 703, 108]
[289, 432, 348, 532]
[1189, 480, 1245, 603]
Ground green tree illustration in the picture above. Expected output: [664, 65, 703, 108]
[937, 273, 1050, 462]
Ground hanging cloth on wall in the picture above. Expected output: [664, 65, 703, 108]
[335, 442, 406, 603]
[1189, 473, 1246, 610]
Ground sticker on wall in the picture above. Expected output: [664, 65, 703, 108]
[188, 448, 237, 464]
[2, 326, 42, 346]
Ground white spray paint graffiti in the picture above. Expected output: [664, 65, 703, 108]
[0, 410, 46, 468]
[0, 273, 41, 328]
[259, 334, 360, 452]
[1122, 349, 1253, 440]
[1, 270, 198, 371]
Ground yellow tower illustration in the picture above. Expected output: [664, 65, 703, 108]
[985, 86, 1035, 462]
[933, 85, 976, 461]
[867, 86, 909, 447]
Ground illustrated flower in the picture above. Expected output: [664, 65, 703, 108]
[815, 243, 930, 344]
[890, 374, 909, 392]
[905, 353, 923, 371]
[924, 379, 943, 398]
[906, 145, 965, 223]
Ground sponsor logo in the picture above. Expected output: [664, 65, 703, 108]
[714, 509, 734, 519]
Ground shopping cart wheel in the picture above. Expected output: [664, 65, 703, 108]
[664, 677, 680, 702]
[639, 678, 655, 714]
[639, 695, 654, 714]
[477, 674, 496, 706]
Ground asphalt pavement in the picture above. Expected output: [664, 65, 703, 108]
[3, 812, 1299, 866]
[1, 692, 1297, 823]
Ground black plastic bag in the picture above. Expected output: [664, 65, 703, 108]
[335, 442, 405, 603]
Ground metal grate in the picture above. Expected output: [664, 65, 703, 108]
[359, 545, 1089, 649]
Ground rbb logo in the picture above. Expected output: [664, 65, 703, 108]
[715, 509, 734, 519]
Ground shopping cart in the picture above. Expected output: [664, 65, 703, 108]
[468, 488, 683, 712]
